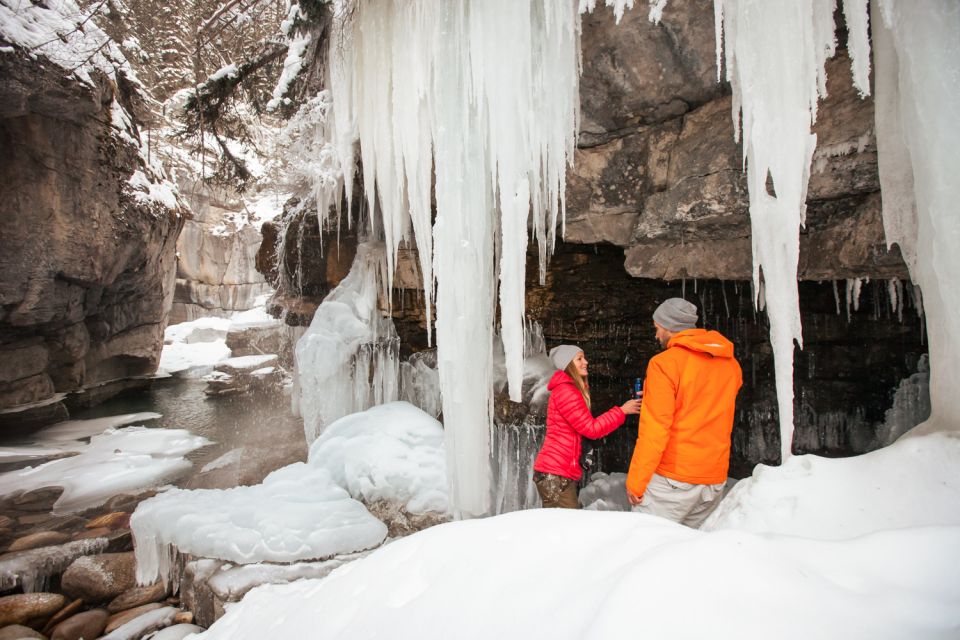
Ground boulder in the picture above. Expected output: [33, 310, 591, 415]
[0, 593, 65, 627]
[50, 609, 109, 640]
[60, 553, 136, 603]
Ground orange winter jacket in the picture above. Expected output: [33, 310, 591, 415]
[626, 328, 742, 498]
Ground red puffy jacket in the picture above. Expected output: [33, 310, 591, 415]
[533, 370, 626, 481]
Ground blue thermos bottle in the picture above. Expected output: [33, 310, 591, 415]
[634, 377, 643, 399]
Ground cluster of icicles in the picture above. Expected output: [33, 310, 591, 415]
[292, 0, 958, 517]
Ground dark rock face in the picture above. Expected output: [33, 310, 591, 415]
[256, 203, 359, 326]
[525, 242, 926, 477]
[0, 54, 183, 424]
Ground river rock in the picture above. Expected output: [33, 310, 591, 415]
[102, 495, 140, 514]
[104, 603, 163, 634]
[172, 611, 193, 625]
[49, 609, 109, 640]
[85, 513, 130, 531]
[10, 488, 64, 513]
[60, 553, 136, 603]
[107, 582, 168, 614]
[0, 625, 45, 640]
[0, 593, 65, 627]
[40, 599, 83, 634]
[6, 532, 70, 553]
[150, 624, 204, 640]
[101, 607, 178, 640]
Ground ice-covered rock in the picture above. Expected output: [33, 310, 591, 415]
[309, 402, 448, 517]
[131, 463, 387, 587]
[100, 605, 178, 640]
[0, 427, 210, 513]
[0, 538, 109, 593]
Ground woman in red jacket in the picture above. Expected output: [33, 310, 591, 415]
[533, 344, 641, 508]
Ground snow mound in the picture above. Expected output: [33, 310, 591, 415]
[195, 428, 960, 639]
[0, 426, 209, 513]
[703, 432, 960, 538]
[131, 463, 388, 586]
[192, 508, 960, 640]
[309, 402, 448, 515]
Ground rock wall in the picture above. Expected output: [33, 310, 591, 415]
[170, 180, 272, 324]
[0, 53, 183, 427]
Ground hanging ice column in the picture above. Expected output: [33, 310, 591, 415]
[872, 0, 960, 432]
[714, 0, 859, 462]
[326, 1, 580, 517]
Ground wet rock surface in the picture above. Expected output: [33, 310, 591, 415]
[0, 48, 182, 427]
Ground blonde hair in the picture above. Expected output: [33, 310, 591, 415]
[564, 359, 591, 410]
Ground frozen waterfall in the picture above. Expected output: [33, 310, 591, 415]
[324, 0, 581, 516]
[294, 242, 400, 443]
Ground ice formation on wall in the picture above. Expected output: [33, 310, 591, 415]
[872, 0, 960, 433]
[325, 0, 581, 517]
[294, 242, 399, 443]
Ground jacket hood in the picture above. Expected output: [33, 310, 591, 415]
[668, 328, 735, 358]
[547, 369, 574, 391]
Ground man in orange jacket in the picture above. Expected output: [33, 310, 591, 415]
[626, 298, 743, 528]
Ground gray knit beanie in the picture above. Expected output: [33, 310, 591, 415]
[652, 298, 699, 332]
[549, 344, 582, 371]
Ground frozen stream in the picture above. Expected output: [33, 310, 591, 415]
[0, 379, 306, 509]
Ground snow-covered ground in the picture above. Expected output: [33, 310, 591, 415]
[191, 431, 960, 640]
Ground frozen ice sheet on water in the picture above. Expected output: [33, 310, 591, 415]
[0, 426, 209, 513]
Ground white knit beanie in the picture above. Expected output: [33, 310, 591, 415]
[549, 344, 581, 371]
[652, 298, 699, 332]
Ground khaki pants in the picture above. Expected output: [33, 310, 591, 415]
[631, 473, 724, 528]
[534, 472, 579, 509]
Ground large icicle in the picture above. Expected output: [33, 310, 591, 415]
[715, 0, 825, 462]
[872, 0, 960, 432]
[326, 1, 581, 517]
